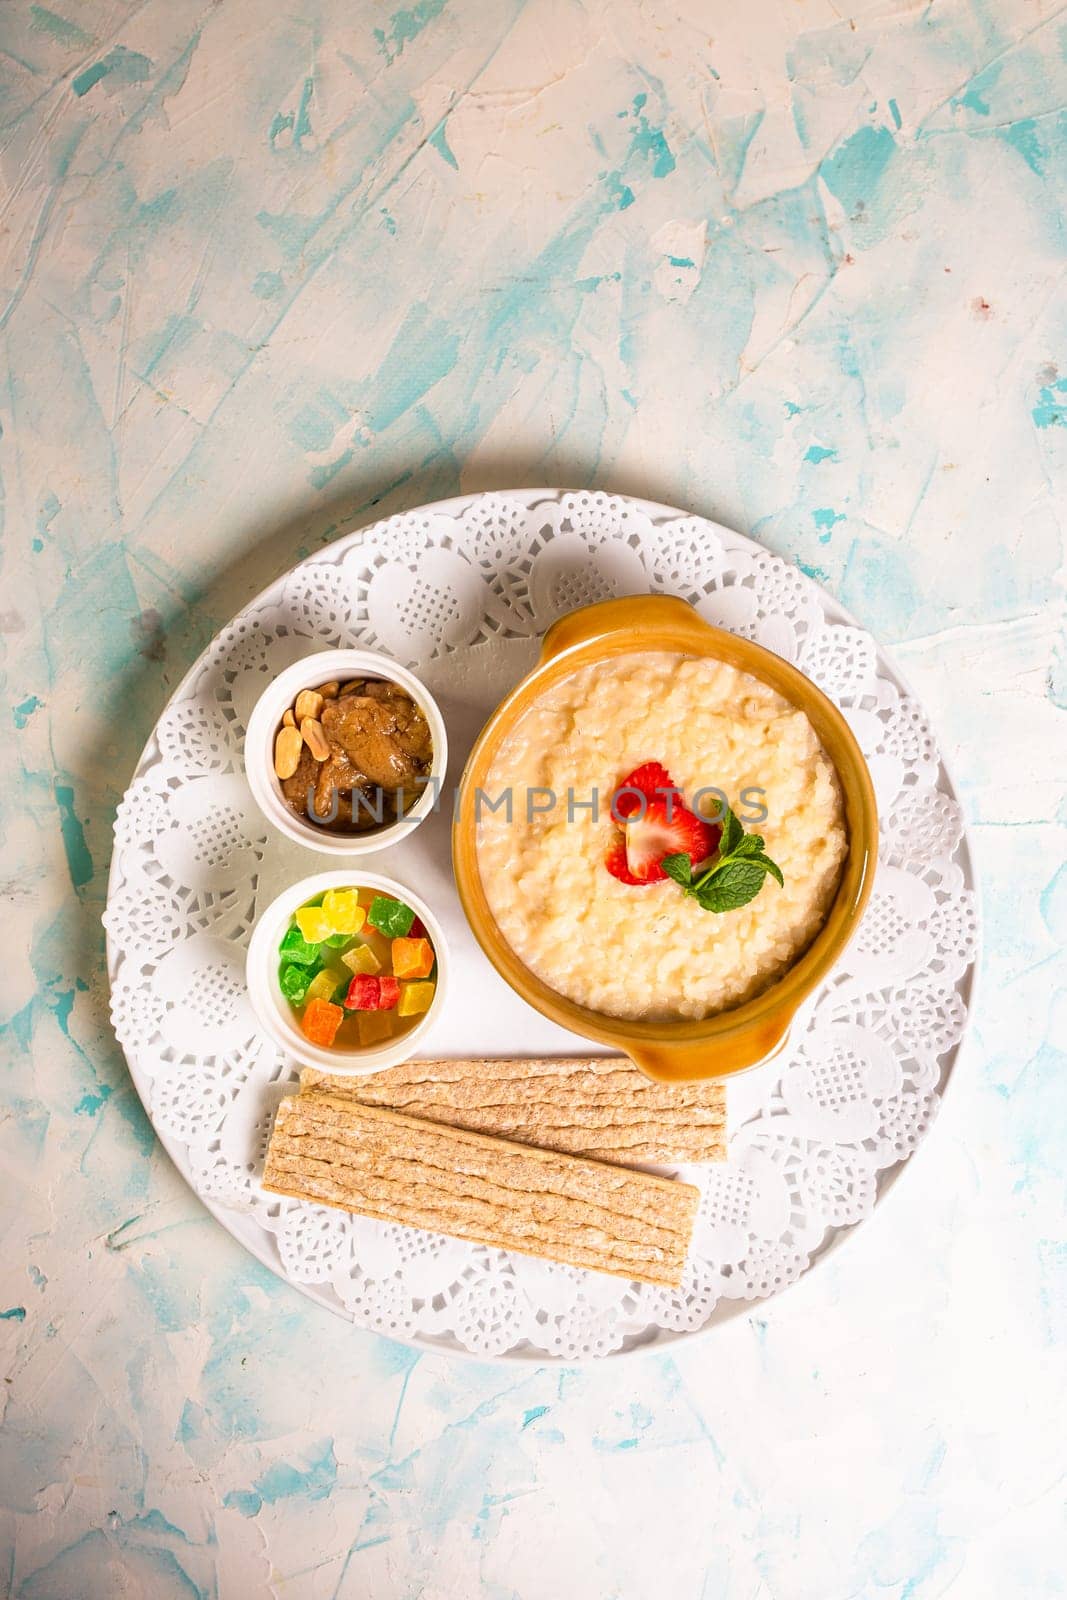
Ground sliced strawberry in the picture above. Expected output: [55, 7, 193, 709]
[612, 760, 677, 819]
[622, 798, 719, 884]
[605, 839, 646, 885]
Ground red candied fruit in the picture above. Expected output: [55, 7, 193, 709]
[344, 974, 400, 1011]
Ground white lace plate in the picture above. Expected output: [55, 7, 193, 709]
[104, 490, 977, 1361]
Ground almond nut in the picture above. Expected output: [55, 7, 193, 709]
[274, 725, 303, 780]
[294, 688, 324, 722]
[318, 680, 340, 700]
[301, 716, 330, 761]
[282, 708, 296, 728]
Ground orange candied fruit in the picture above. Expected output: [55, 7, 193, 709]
[391, 936, 434, 980]
[302, 997, 343, 1047]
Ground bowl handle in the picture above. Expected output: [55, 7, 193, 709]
[625, 1013, 793, 1084]
[539, 596, 702, 664]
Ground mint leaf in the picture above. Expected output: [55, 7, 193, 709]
[661, 852, 693, 887]
[717, 801, 744, 858]
[730, 833, 766, 859]
[694, 860, 767, 913]
[747, 853, 784, 888]
[657, 790, 786, 914]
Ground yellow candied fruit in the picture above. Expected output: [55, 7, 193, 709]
[358, 1011, 395, 1047]
[321, 889, 365, 937]
[295, 905, 332, 944]
[397, 981, 435, 1017]
[342, 942, 381, 976]
[305, 969, 339, 1004]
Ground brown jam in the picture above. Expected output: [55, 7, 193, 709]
[276, 677, 433, 834]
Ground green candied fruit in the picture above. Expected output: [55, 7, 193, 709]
[323, 932, 351, 948]
[366, 895, 415, 938]
[279, 925, 320, 966]
[279, 962, 311, 1003]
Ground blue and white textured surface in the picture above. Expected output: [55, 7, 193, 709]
[1, 1, 1064, 1595]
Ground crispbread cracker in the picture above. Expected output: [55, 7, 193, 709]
[299, 1057, 726, 1165]
[263, 1093, 698, 1287]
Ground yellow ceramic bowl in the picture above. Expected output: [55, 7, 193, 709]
[452, 596, 878, 1083]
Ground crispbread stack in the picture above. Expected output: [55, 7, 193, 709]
[262, 1092, 699, 1287]
[299, 1056, 726, 1166]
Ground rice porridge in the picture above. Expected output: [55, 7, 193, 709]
[476, 652, 848, 1022]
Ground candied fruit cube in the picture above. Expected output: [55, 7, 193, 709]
[279, 962, 313, 1003]
[295, 905, 332, 944]
[321, 889, 365, 936]
[343, 974, 380, 1011]
[305, 969, 339, 1004]
[358, 1011, 395, 1048]
[279, 926, 320, 966]
[323, 933, 350, 947]
[391, 936, 434, 981]
[302, 997, 343, 1047]
[342, 943, 381, 976]
[398, 981, 435, 1017]
[344, 974, 399, 1011]
[366, 895, 415, 938]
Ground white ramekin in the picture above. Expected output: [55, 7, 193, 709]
[244, 649, 448, 857]
[246, 869, 449, 1076]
